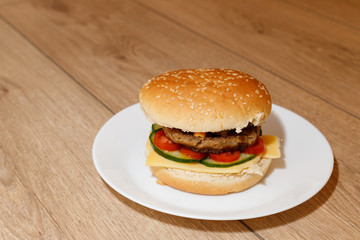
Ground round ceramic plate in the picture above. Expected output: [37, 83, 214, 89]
[93, 103, 333, 220]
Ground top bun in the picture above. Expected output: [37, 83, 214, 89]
[139, 68, 271, 133]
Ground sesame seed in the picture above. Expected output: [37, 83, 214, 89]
[255, 90, 260, 94]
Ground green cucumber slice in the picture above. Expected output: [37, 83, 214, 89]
[200, 153, 256, 168]
[152, 123, 162, 132]
[149, 130, 201, 163]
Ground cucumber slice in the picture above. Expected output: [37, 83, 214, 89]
[149, 130, 201, 163]
[201, 153, 256, 168]
[152, 123, 162, 132]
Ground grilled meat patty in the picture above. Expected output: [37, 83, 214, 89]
[162, 124, 260, 154]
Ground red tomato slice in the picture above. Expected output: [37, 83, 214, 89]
[179, 147, 207, 160]
[242, 137, 265, 155]
[154, 129, 180, 151]
[209, 151, 241, 162]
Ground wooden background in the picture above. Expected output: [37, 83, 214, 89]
[1, 0, 359, 239]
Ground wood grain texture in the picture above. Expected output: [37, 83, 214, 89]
[0, 16, 259, 240]
[0, 0, 359, 239]
[135, 0, 360, 118]
[0, 148, 64, 239]
[284, 0, 360, 30]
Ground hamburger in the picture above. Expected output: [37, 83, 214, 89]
[139, 68, 280, 195]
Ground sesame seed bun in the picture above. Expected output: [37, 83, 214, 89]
[139, 68, 271, 133]
[140, 68, 273, 195]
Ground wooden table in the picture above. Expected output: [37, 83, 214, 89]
[1, 0, 359, 239]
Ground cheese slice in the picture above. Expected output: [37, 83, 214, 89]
[262, 135, 281, 159]
[145, 135, 281, 174]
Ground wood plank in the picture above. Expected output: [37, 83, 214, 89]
[0, 18, 259, 239]
[135, 0, 360, 118]
[1, 0, 359, 238]
[0, 149, 64, 239]
[284, 0, 360, 30]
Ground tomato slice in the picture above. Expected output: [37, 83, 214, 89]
[209, 151, 241, 162]
[154, 129, 180, 151]
[242, 137, 265, 155]
[179, 147, 207, 160]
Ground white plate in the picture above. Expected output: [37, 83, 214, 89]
[93, 103, 333, 220]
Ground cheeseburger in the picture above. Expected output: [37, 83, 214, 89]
[139, 68, 280, 195]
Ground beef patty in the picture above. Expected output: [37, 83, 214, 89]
[162, 124, 260, 154]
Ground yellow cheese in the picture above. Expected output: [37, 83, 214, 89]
[145, 135, 281, 174]
[262, 135, 281, 158]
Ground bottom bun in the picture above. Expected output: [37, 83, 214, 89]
[150, 158, 272, 195]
